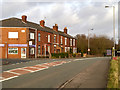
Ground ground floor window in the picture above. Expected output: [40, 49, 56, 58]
[54, 45, 56, 53]
[30, 48, 34, 54]
[8, 48, 18, 54]
[42, 46, 44, 55]
[38, 45, 41, 55]
[48, 46, 50, 54]
[65, 47, 67, 52]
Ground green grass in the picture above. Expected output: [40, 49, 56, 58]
[119, 57, 120, 88]
[107, 58, 119, 88]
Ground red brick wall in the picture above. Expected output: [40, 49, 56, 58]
[0, 28, 28, 59]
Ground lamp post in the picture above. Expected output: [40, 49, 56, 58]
[88, 28, 93, 55]
[105, 5, 115, 57]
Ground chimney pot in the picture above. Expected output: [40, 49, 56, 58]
[64, 27, 67, 34]
[22, 15, 27, 23]
[40, 20, 45, 27]
[53, 24, 58, 32]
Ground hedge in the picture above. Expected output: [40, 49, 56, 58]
[51, 53, 68, 58]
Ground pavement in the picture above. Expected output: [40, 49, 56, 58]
[1, 57, 110, 88]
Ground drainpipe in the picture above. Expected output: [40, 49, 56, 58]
[35, 29, 37, 58]
[5, 42, 7, 59]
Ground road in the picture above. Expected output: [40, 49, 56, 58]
[2, 57, 110, 88]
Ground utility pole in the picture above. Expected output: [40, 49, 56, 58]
[88, 28, 93, 55]
[105, 5, 116, 57]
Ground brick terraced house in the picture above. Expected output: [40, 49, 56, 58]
[0, 15, 77, 59]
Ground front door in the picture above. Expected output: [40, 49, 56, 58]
[21, 48, 26, 58]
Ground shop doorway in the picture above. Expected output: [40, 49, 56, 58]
[21, 48, 26, 58]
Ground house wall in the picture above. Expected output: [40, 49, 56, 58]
[0, 27, 77, 59]
[0, 28, 28, 59]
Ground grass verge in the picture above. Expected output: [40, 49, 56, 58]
[118, 57, 120, 90]
[107, 57, 119, 88]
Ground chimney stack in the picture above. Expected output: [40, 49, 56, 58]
[22, 15, 27, 23]
[64, 27, 67, 34]
[40, 20, 45, 27]
[53, 24, 58, 32]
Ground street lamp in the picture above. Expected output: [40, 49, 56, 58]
[105, 5, 116, 57]
[88, 28, 94, 55]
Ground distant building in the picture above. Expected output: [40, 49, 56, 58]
[0, 15, 77, 59]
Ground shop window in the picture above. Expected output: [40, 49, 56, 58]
[8, 48, 18, 54]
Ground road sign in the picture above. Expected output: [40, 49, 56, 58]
[107, 50, 112, 56]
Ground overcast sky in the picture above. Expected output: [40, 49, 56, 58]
[0, 0, 119, 43]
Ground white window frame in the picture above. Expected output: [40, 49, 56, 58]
[38, 33, 40, 42]
[54, 45, 56, 53]
[8, 48, 18, 54]
[30, 48, 34, 54]
[48, 35, 50, 42]
[38, 45, 41, 55]
[61, 36, 63, 44]
[54, 35, 56, 43]
[73, 39, 75, 46]
[65, 38, 67, 45]
[65, 47, 67, 52]
[30, 33, 34, 39]
[48, 46, 50, 53]
[8, 32, 18, 38]
[70, 39, 72, 46]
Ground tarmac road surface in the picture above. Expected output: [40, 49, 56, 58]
[2, 57, 110, 88]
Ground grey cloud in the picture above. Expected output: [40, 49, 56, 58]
[0, 1, 118, 41]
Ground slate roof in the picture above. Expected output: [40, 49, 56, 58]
[0, 17, 76, 39]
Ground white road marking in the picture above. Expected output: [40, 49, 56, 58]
[5, 71, 21, 75]
[20, 68, 35, 73]
[0, 76, 18, 82]
[1, 60, 72, 82]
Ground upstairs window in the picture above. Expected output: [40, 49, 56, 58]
[65, 38, 67, 45]
[61, 36, 63, 44]
[73, 39, 75, 46]
[38, 33, 40, 42]
[8, 32, 18, 38]
[30, 33, 34, 39]
[70, 39, 72, 46]
[54, 35, 56, 43]
[48, 35, 50, 42]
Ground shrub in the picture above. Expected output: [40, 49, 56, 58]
[51, 53, 68, 58]
[73, 53, 76, 57]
